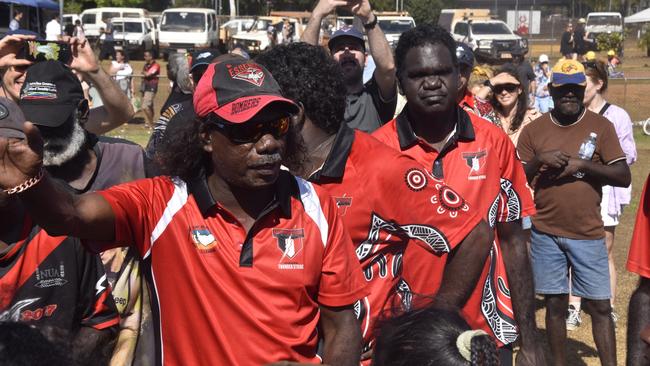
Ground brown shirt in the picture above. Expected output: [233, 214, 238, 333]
[517, 110, 626, 239]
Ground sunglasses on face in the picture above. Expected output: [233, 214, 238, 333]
[493, 83, 520, 94]
[207, 115, 290, 144]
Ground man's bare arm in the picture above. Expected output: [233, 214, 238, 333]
[302, 0, 348, 45]
[319, 304, 362, 366]
[557, 158, 631, 187]
[434, 220, 493, 309]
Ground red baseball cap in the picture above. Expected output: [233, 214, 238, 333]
[193, 59, 298, 123]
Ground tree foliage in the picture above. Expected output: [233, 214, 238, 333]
[404, 0, 452, 26]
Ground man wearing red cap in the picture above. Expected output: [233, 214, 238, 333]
[0, 59, 368, 366]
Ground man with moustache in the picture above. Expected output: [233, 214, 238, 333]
[371, 25, 542, 365]
[17, 60, 153, 365]
[517, 59, 631, 366]
[302, 0, 396, 133]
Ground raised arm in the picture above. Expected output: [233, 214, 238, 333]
[302, 0, 349, 45]
[0, 123, 116, 243]
[319, 304, 362, 366]
[66, 37, 134, 135]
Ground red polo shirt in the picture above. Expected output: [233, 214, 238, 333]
[309, 127, 482, 356]
[95, 171, 368, 365]
[372, 107, 535, 347]
[627, 174, 650, 278]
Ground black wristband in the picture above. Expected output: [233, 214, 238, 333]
[363, 14, 377, 30]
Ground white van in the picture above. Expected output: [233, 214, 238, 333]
[159, 8, 219, 59]
[80, 7, 149, 41]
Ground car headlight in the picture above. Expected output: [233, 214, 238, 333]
[479, 40, 492, 47]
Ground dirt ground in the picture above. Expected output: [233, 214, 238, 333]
[106, 43, 650, 365]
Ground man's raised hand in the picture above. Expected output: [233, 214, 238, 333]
[0, 34, 34, 70]
[65, 36, 100, 74]
[0, 122, 43, 191]
[312, 0, 352, 18]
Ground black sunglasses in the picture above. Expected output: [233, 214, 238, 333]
[206, 114, 290, 144]
[582, 61, 597, 69]
[493, 83, 520, 94]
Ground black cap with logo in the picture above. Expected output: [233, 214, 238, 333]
[18, 60, 84, 127]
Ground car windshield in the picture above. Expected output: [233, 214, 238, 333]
[378, 19, 415, 34]
[587, 15, 621, 26]
[122, 22, 143, 33]
[471, 23, 512, 35]
[161, 12, 205, 32]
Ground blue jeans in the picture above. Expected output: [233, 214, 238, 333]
[534, 95, 553, 113]
[530, 227, 610, 300]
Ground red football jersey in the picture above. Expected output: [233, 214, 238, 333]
[627, 174, 650, 278]
[373, 108, 536, 346]
[309, 127, 483, 355]
[95, 172, 368, 365]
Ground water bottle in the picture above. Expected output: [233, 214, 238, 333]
[574, 132, 597, 178]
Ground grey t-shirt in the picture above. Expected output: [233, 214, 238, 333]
[344, 74, 396, 133]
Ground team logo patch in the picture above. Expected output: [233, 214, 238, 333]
[34, 263, 67, 288]
[335, 196, 353, 216]
[190, 226, 217, 252]
[405, 168, 428, 191]
[462, 149, 488, 180]
[20, 81, 58, 100]
[431, 183, 470, 218]
[227, 63, 265, 86]
[274, 228, 305, 269]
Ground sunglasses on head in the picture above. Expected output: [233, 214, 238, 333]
[493, 83, 520, 94]
[206, 114, 290, 144]
[582, 61, 597, 69]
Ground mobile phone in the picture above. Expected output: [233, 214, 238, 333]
[22, 41, 71, 64]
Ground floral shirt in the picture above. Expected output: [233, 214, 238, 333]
[534, 66, 551, 98]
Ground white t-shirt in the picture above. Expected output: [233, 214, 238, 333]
[111, 61, 133, 80]
[45, 20, 60, 41]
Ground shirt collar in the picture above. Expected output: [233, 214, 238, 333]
[309, 125, 355, 181]
[396, 105, 476, 149]
[187, 169, 298, 218]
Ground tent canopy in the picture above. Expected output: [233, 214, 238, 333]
[0, 0, 58, 10]
[625, 8, 650, 24]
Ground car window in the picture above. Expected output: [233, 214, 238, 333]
[454, 22, 469, 36]
[587, 15, 622, 26]
[378, 19, 415, 33]
[124, 12, 141, 18]
[103, 12, 120, 21]
[82, 14, 96, 24]
[471, 23, 512, 35]
[161, 12, 206, 32]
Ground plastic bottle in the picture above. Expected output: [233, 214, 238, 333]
[574, 132, 597, 178]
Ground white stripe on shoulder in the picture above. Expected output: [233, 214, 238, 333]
[145, 177, 189, 259]
[295, 176, 329, 247]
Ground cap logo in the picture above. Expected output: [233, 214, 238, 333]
[231, 97, 261, 115]
[0, 104, 8, 120]
[197, 51, 212, 60]
[21, 81, 58, 100]
[561, 63, 578, 73]
[227, 63, 265, 87]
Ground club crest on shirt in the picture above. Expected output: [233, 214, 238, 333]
[334, 196, 353, 216]
[273, 228, 304, 270]
[190, 226, 217, 252]
[461, 149, 488, 180]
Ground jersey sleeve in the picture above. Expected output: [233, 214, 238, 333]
[598, 119, 626, 165]
[627, 175, 650, 278]
[377, 154, 484, 253]
[496, 135, 536, 221]
[96, 178, 165, 258]
[77, 243, 120, 330]
[316, 191, 370, 308]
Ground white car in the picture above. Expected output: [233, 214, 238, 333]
[158, 8, 219, 59]
[451, 19, 528, 62]
[377, 16, 415, 48]
[230, 17, 302, 54]
[112, 17, 157, 59]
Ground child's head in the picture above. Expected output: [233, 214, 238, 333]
[468, 65, 494, 96]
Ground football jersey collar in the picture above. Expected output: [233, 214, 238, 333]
[187, 169, 298, 219]
[309, 125, 355, 181]
[396, 105, 476, 149]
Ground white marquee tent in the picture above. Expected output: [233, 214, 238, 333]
[625, 8, 650, 24]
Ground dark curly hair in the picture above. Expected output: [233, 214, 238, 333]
[255, 43, 347, 135]
[491, 63, 528, 133]
[157, 116, 213, 181]
[373, 306, 498, 366]
[395, 24, 458, 79]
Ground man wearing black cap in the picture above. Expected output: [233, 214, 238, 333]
[0, 96, 118, 365]
[18, 60, 154, 365]
[0, 58, 368, 365]
[302, 0, 396, 133]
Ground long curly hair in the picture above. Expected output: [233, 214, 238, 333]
[491, 64, 528, 133]
[156, 116, 213, 181]
[373, 306, 498, 366]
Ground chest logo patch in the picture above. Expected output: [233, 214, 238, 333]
[335, 196, 353, 216]
[461, 149, 488, 180]
[190, 226, 217, 252]
[34, 263, 67, 288]
[405, 168, 428, 191]
[273, 228, 305, 270]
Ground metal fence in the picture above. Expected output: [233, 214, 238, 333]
[607, 77, 650, 121]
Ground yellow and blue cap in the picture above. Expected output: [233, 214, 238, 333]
[551, 59, 587, 87]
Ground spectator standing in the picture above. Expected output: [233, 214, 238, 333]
[534, 54, 553, 113]
[566, 59, 637, 330]
[63, 22, 74, 37]
[517, 59, 631, 366]
[140, 50, 160, 128]
[560, 23, 575, 59]
[573, 18, 595, 59]
[281, 18, 295, 44]
[626, 174, 650, 366]
[45, 14, 60, 41]
[372, 25, 543, 366]
[512, 54, 536, 107]
[9, 11, 22, 31]
[0, 59, 369, 365]
[99, 18, 116, 61]
[73, 20, 85, 41]
[302, 0, 397, 133]
[110, 50, 134, 98]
